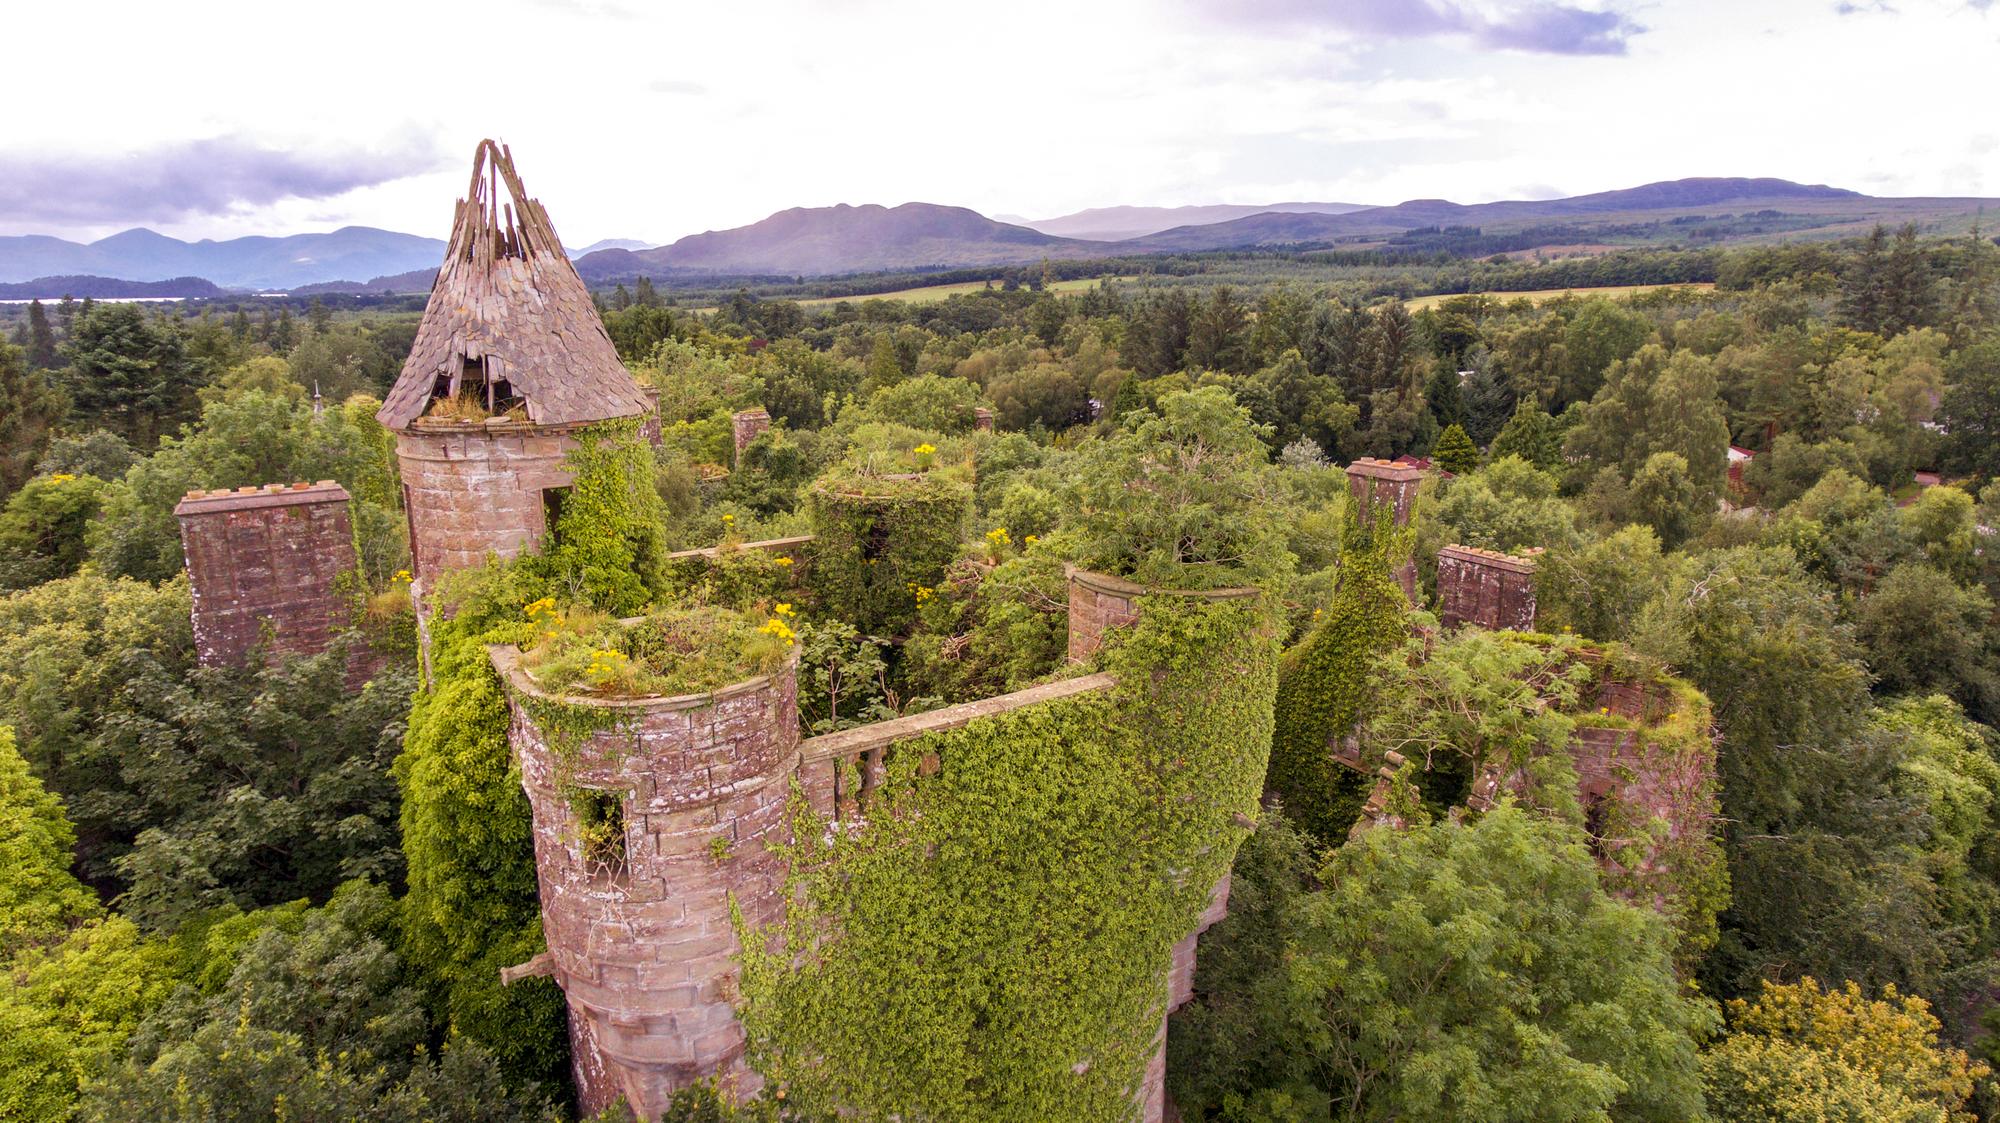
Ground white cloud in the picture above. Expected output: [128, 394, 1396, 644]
[0, 0, 1992, 243]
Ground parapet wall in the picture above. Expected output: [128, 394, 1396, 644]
[1436, 544, 1539, 632]
[396, 420, 578, 586]
[174, 481, 359, 671]
[491, 646, 798, 1118]
[1065, 567, 1260, 664]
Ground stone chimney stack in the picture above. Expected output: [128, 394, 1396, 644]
[1435, 545, 1540, 632]
[174, 481, 358, 669]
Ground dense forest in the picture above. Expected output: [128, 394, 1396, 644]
[5, 222, 2000, 1121]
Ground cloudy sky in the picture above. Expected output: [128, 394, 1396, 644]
[2, 0, 1995, 246]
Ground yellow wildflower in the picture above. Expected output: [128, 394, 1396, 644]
[914, 443, 936, 456]
[774, 556, 794, 567]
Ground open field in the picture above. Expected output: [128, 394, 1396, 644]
[1403, 282, 1717, 311]
[794, 275, 1136, 306]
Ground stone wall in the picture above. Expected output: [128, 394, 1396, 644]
[731, 409, 770, 459]
[973, 407, 994, 432]
[174, 481, 360, 671]
[491, 646, 799, 1118]
[1065, 567, 1260, 664]
[1436, 545, 1539, 632]
[395, 420, 578, 585]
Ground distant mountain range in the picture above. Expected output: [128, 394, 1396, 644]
[998, 201, 1370, 241]
[3, 178, 1995, 297]
[0, 227, 448, 291]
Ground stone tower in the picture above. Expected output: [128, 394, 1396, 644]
[490, 646, 798, 1117]
[376, 141, 652, 617]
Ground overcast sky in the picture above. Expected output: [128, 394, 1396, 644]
[1, 0, 1995, 246]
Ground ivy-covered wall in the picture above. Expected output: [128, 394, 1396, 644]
[805, 469, 970, 637]
[737, 594, 1278, 1120]
[1267, 505, 1414, 843]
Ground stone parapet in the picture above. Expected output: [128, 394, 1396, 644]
[1436, 544, 1540, 632]
[174, 481, 360, 672]
[490, 646, 799, 1118]
[1064, 567, 1260, 664]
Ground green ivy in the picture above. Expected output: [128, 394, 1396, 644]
[804, 468, 970, 637]
[1267, 503, 1414, 844]
[737, 595, 1277, 1121]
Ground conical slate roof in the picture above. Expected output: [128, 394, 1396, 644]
[377, 140, 651, 431]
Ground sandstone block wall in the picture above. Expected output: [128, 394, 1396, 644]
[492, 647, 799, 1119]
[174, 482, 358, 670]
[396, 421, 578, 585]
[731, 409, 770, 458]
[1436, 545, 1539, 632]
[1066, 567, 1147, 663]
[973, 406, 994, 432]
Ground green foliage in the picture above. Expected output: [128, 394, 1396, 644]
[1487, 397, 1563, 470]
[1070, 385, 1289, 590]
[904, 548, 1071, 704]
[1431, 421, 1478, 474]
[0, 916, 179, 1122]
[0, 339, 63, 502]
[102, 646, 415, 929]
[0, 726, 98, 956]
[1175, 805, 1714, 1123]
[535, 417, 670, 616]
[1425, 454, 1580, 556]
[79, 882, 558, 1123]
[1566, 343, 1730, 501]
[516, 601, 787, 699]
[395, 567, 570, 1093]
[33, 429, 137, 482]
[0, 472, 109, 589]
[739, 596, 1277, 1120]
[87, 388, 404, 584]
[805, 468, 971, 636]
[58, 301, 212, 450]
[1534, 524, 1674, 643]
[1267, 503, 1411, 843]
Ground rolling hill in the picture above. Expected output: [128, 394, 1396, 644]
[1001, 201, 1369, 242]
[574, 203, 1095, 280]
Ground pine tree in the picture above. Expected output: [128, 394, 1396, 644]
[0, 340, 63, 498]
[1432, 423, 1478, 475]
[1489, 398, 1561, 470]
[1880, 223, 1936, 337]
[306, 296, 333, 334]
[1424, 361, 1466, 429]
[1838, 225, 1889, 334]
[23, 301, 57, 369]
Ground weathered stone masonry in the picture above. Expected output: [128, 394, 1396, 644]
[174, 481, 359, 669]
[395, 420, 582, 584]
[1345, 457, 1425, 600]
[1436, 544, 1539, 632]
[491, 646, 798, 1117]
